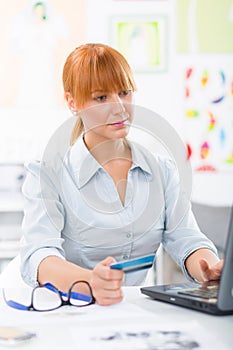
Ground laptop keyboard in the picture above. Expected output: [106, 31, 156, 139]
[178, 285, 219, 299]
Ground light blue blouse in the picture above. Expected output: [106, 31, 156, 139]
[20, 136, 217, 287]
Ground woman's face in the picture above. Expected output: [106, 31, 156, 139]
[79, 89, 134, 143]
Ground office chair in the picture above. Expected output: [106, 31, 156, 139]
[191, 202, 231, 255]
[0, 255, 28, 288]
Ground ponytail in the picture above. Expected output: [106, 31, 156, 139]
[70, 117, 84, 146]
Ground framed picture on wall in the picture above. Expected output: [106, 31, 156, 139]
[0, 0, 85, 108]
[110, 15, 168, 73]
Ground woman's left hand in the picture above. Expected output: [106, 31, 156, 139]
[199, 258, 224, 281]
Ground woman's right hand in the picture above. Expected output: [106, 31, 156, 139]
[90, 256, 124, 306]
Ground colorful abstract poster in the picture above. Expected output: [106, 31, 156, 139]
[183, 64, 233, 172]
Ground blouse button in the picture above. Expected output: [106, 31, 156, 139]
[123, 255, 129, 260]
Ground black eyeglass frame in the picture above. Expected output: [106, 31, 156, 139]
[3, 280, 95, 312]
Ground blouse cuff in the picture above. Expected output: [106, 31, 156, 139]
[21, 248, 65, 287]
[181, 246, 218, 282]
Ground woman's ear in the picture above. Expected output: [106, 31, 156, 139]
[65, 92, 77, 114]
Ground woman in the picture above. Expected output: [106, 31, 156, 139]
[20, 43, 223, 306]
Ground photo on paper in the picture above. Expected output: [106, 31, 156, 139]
[91, 329, 200, 350]
[70, 322, 226, 350]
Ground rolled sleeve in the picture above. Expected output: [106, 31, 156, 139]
[20, 161, 66, 287]
[163, 221, 218, 281]
[159, 158, 218, 281]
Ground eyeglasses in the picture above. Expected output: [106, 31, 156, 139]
[3, 280, 95, 312]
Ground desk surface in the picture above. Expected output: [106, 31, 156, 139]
[0, 286, 232, 349]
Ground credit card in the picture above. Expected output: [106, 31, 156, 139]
[110, 254, 155, 273]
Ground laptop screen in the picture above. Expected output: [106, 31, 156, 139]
[217, 208, 233, 310]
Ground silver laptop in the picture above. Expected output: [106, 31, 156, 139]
[141, 209, 233, 315]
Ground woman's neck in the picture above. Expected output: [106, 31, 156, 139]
[83, 134, 131, 166]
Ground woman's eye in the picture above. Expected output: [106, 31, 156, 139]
[119, 90, 131, 96]
[95, 95, 107, 102]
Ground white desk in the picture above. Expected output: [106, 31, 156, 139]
[0, 286, 232, 349]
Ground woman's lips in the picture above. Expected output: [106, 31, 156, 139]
[108, 119, 129, 127]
